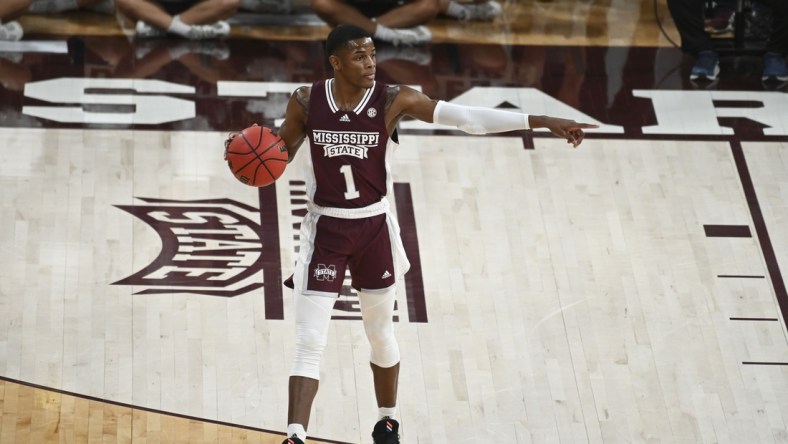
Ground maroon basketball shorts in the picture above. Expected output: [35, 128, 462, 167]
[293, 212, 408, 297]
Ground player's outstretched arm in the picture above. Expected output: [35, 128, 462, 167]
[432, 100, 599, 148]
[392, 87, 599, 148]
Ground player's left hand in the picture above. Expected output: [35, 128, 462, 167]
[540, 117, 599, 148]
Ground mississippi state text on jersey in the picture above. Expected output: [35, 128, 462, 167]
[305, 78, 395, 208]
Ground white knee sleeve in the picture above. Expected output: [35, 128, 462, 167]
[290, 291, 335, 379]
[292, 324, 328, 380]
[358, 288, 400, 368]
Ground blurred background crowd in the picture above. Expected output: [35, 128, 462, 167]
[0, 0, 502, 43]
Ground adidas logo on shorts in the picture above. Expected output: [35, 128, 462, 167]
[381, 270, 392, 279]
[339, 113, 350, 122]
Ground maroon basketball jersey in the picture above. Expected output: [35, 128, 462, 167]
[305, 79, 393, 208]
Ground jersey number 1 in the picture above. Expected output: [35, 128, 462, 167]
[340, 165, 360, 200]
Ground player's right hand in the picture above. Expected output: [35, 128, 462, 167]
[223, 132, 238, 160]
[224, 123, 258, 159]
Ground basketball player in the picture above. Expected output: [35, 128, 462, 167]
[227, 24, 597, 444]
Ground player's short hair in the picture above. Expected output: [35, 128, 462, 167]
[325, 24, 372, 58]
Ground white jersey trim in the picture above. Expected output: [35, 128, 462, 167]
[353, 82, 375, 114]
[293, 212, 323, 296]
[307, 197, 389, 219]
[325, 78, 338, 113]
[324, 78, 376, 115]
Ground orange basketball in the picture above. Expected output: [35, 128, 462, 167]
[224, 124, 288, 187]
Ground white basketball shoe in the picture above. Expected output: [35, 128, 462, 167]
[391, 25, 431, 46]
[186, 21, 230, 40]
[0, 21, 24, 41]
[458, 1, 502, 21]
[135, 21, 166, 38]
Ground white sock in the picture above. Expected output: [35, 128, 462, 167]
[378, 406, 397, 421]
[167, 15, 192, 37]
[373, 24, 398, 43]
[286, 423, 307, 441]
[444, 1, 468, 19]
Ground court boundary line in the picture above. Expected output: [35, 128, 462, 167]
[0, 375, 352, 444]
[730, 139, 788, 333]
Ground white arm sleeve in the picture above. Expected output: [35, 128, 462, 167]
[432, 100, 530, 135]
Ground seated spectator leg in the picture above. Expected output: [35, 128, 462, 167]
[115, 0, 174, 30]
[0, 0, 32, 21]
[761, 0, 788, 81]
[764, 0, 788, 56]
[310, 0, 377, 33]
[179, 0, 240, 25]
[666, 0, 715, 56]
[0, 0, 29, 41]
[440, 0, 502, 22]
[667, 0, 720, 80]
[375, 0, 440, 29]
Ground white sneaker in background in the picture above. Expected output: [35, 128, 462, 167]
[135, 20, 166, 38]
[0, 21, 24, 41]
[460, 1, 502, 21]
[186, 21, 230, 40]
[391, 25, 431, 46]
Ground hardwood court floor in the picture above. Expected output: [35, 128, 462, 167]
[1, 1, 788, 443]
[0, 379, 293, 443]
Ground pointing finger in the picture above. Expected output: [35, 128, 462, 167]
[573, 123, 600, 129]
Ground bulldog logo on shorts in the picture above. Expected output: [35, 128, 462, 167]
[314, 264, 337, 281]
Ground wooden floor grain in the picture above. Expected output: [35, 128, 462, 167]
[0, 378, 294, 443]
